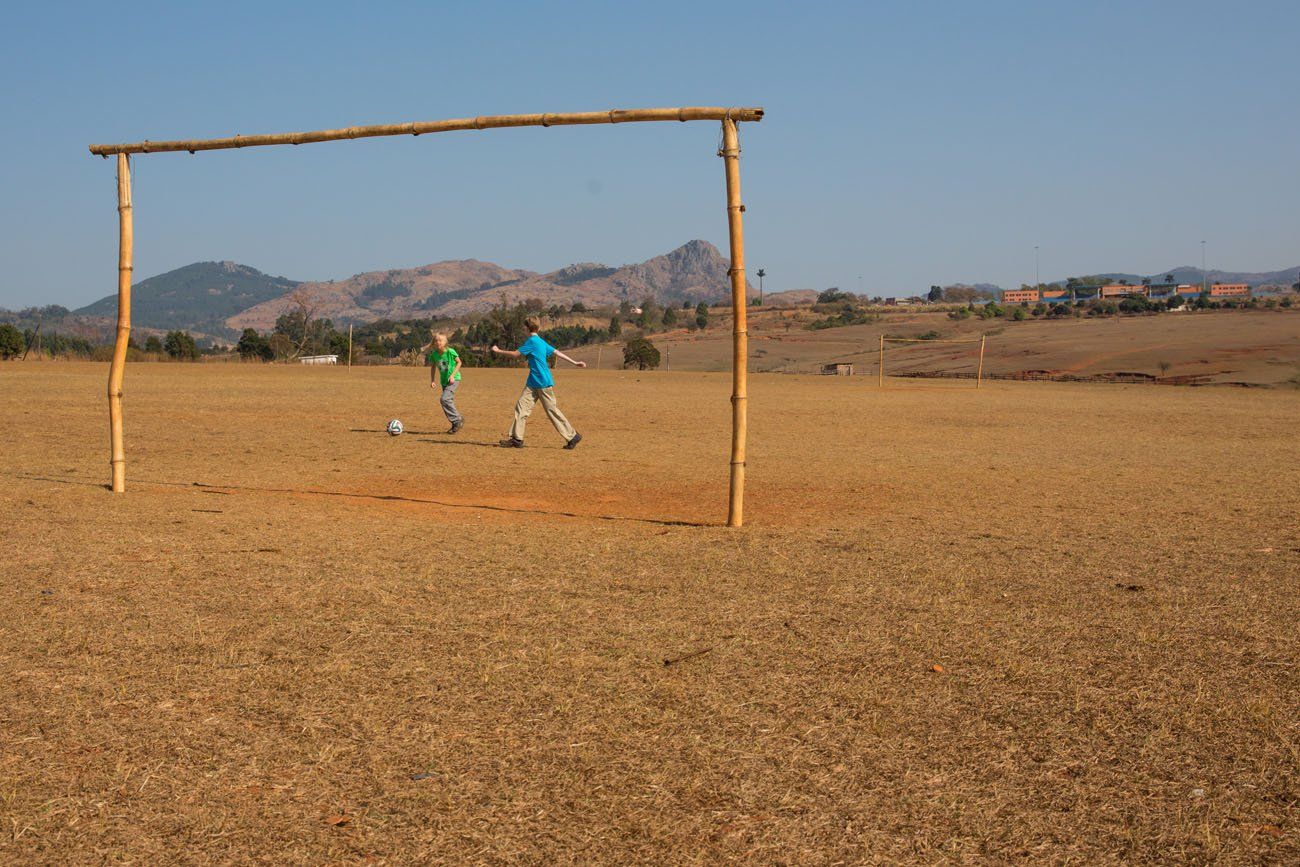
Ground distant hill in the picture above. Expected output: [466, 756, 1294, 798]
[0, 304, 117, 343]
[62, 251, 1296, 339]
[1045, 266, 1300, 290]
[763, 289, 820, 307]
[76, 261, 299, 338]
[228, 240, 750, 331]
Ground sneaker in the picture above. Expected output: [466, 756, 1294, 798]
[564, 432, 583, 450]
[449, 420, 463, 434]
[498, 437, 524, 448]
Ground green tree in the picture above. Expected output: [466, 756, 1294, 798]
[662, 306, 679, 327]
[237, 328, 274, 361]
[163, 331, 199, 360]
[0, 323, 23, 359]
[608, 315, 622, 337]
[927, 285, 944, 303]
[1012, 306, 1027, 321]
[143, 335, 163, 354]
[267, 333, 295, 360]
[636, 297, 662, 330]
[695, 302, 709, 330]
[622, 336, 661, 370]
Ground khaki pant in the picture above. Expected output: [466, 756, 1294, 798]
[509, 387, 575, 442]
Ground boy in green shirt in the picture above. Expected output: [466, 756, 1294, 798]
[426, 332, 463, 434]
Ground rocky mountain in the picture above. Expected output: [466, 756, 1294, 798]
[227, 240, 749, 331]
[226, 259, 534, 332]
[76, 261, 298, 339]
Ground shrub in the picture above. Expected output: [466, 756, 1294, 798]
[1012, 306, 1027, 321]
[0, 323, 23, 359]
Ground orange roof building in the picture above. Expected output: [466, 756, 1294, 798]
[1209, 283, 1249, 297]
[1003, 289, 1039, 304]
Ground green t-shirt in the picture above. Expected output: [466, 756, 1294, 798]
[428, 347, 461, 387]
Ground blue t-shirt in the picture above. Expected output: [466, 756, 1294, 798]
[518, 334, 555, 389]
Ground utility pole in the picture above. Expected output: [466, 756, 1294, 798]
[1201, 241, 1207, 294]
[1035, 245, 1040, 288]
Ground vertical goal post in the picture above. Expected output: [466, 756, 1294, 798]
[88, 106, 765, 526]
[878, 334, 987, 388]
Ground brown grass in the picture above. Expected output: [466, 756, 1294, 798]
[1, 361, 1297, 864]
[574, 308, 1300, 385]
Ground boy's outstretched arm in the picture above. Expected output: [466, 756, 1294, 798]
[553, 350, 587, 368]
[491, 344, 521, 359]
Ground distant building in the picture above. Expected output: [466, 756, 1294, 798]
[1098, 284, 1146, 299]
[1041, 291, 1071, 303]
[821, 363, 854, 376]
[1002, 288, 1040, 304]
[299, 354, 338, 365]
[1209, 283, 1249, 297]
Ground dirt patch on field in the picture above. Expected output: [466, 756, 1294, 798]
[2, 362, 1297, 863]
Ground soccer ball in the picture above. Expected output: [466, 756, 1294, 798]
[386, 419, 404, 436]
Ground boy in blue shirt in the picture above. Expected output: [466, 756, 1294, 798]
[491, 317, 585, 449]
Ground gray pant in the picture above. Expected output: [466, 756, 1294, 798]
[509, 387, 575, 442]
[439, 380, 463, 425]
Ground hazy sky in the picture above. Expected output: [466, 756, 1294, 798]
[1, 0, 1297, 309]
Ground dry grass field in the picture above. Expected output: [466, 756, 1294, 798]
[569, 308, 1300, 385]
[2, 361, 1298, 864]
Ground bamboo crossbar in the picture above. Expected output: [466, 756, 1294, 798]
[881, 337, 986, 344]
[89, 106, 765, 156]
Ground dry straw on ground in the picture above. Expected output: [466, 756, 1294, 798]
[1, 362, 1297, 863]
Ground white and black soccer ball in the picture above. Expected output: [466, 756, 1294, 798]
[386, 419, 404, 436]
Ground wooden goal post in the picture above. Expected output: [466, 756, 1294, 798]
[89, 106, 765, 526]
[879, 334, 987, 388]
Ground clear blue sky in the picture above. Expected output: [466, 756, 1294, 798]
[2, 0, 1296, 309]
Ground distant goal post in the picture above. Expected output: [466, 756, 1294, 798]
[878, 334, 987, 388]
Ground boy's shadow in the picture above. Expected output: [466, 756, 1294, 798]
[415, 438, 501, 449]
[349, 427, 442, 437]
